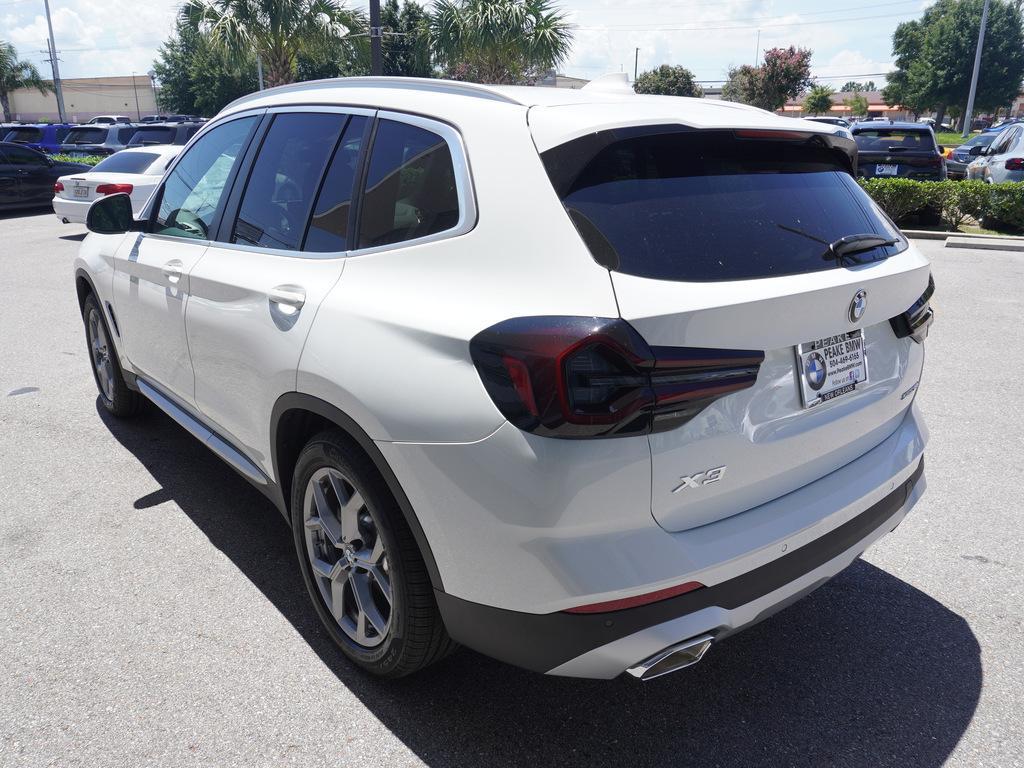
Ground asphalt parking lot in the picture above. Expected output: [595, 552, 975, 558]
[1, 209, 1022, 768]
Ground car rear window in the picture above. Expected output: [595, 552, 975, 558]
[130, 127, 175, 145]
[92, 151, 160, 174]
[6, 127, 42, 143]
[65, 127, 108, 144]
[542, 128, 903, 282]
[853, 130, 936, 152]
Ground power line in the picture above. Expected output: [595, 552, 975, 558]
[576, 10, 921, 33]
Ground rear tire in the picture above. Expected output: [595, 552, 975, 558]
[291, 429, 456, 677]
[82, 293, 141, 418]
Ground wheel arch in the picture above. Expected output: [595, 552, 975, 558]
[75, 267, 97, 312]
[270, 392, 444, 591]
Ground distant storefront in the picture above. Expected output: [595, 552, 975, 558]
[6, 75, 158, 123]
[782, 90, 910, 121]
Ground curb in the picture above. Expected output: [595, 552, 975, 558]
[903, 229, 1024, 242]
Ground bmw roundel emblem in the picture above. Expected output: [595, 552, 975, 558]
[849, 289, 868, 322]
[805, 351, 827, 391]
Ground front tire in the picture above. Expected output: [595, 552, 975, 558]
[82, 293, 141, 417]
[291, 430, 455, 677]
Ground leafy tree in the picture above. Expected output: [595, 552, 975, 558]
[882, 17, 930, 116]
[840, 80, 875, 92]
[844, 92, 869, 117]
[633, 65, 703, 97]
[803, 84, 835, 114]
[297, 32, 369, 79]
[180, 0, 361, 87]
[428, 0, 572, 84]
[722, 46, 813, 111]
[382, 0, 432, 77]
[0, 41, 53, 122]
[153, 21, 258, 116]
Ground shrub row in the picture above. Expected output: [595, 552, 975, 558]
[51, 153, 104, 167]
[857, 177, 1024, 233]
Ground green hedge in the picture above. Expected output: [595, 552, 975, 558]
[51, 153, 104, 166]
[856, 177, 1024, 233]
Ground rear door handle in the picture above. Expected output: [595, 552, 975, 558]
[162, 260, 183, 284]
[268, 285, 306, 311]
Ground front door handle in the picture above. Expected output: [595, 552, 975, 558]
[268, 285, 306, 312]
[162, 260, 183, 285]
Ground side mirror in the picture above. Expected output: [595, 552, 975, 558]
[86, 193, 137, 235]
[937, 145, 944, 153]
[968, 145, 985, 157]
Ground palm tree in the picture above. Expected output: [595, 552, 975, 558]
[0, 41, 53, 122]
[428, 0, 573, 85]
[180, 0, 362, 88]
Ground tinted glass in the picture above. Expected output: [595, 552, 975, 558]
[3, 145, 48, 166]
[130, 127, 175, 145]
[117, 127, 138, 144]
[543, 129, 903, 282]
[65, 128, 107, 144]
[154, 116, 256, 240]
[6, 128, 42, 143]
[54, 127, 71, 141]
[853, 129, 936, 151]
[92, 151, 160, 174]
[232, 112, 348, 250]
[358, 120, 459, 249]
[304, 116, 368, 252]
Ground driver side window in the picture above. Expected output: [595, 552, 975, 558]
[154, 116, 257, 240]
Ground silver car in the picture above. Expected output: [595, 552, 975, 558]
[967, 124, 1024, 183]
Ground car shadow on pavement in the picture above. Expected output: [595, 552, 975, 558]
[99, 401, 982, 768]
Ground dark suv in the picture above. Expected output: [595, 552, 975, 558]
[59, 124, 139, 157]
[126, 122, 203, 148]
[852, 121, 947, 181]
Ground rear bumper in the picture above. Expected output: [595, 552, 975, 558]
[52, 196, 89, 223]
[437, 457, 925, 678]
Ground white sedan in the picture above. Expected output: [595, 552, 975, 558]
[53, 145, 183, 225]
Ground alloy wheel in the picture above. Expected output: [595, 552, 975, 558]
[87, 308, 115, 402]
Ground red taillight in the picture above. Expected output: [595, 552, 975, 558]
[469, 317, 764, 439]
[95, 183, 133, 195]
[53, 181, 64, 193]
[564, 581, 705, 614]
[1005, 157, 1024, 170]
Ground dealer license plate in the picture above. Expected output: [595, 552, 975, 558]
[875, 164, 899, 176]
[73, 185, 89, 198]
[796, 330, 867, 408]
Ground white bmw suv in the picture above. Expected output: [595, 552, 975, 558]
[75, 76, 932, 680]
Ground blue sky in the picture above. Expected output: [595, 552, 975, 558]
[0, 0, 928, 85]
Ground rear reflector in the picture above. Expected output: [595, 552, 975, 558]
[564, 581, 705, 614]
[96, 183, 133, 195]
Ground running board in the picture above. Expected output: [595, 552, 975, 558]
[136, 379, 269, 487]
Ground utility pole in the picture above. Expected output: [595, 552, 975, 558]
[962, 0, 991, 138]
[370, 0, 383, 76]
[256, 55, 264, 90]
[131, 72, 141, 120]
[42, 0, 66, 123]
[634, 47, 639, 80]
[754, 30, 761, 66]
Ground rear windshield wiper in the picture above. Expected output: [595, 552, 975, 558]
[823, 234, 900, 264]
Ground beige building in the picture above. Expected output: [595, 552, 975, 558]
[6, 75, 158, 123]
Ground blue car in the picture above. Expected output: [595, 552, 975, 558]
[2, 123, 76, 154]
[983, 118, 1024, 134]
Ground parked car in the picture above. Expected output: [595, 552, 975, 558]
[53, 144, 182, 224]
[87, 115, 133, 125]
[126, 122, 203, 148]
[165, 114, 204, 123]
[2, 123, 76, 154]
[851, 121, 947, 180]
[966, 123, 1024, 183]
[802, 116, 850, 128]
[59, 124, 139, 157]
[74, 77, 931, 681]
[983, 117, 1024, 134]
[139, 115, 168, 123]
[0, 141, 90, 211]
[947, 133, 998, 179]
[916, 117, 953, 131]
[971, 117, 993, 130]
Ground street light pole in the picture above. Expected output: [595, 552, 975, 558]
[634, 47, 639, 80]
[962, 0, 991, 138]
[42, 0, 66, 123]
[370, 0, 383, 76]
[131, 72, 141, 120]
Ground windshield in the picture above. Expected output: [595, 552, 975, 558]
[64, 128, 108, 145]
[963, 134, 996, 148]
[543, 128, 903, 282]
[854, 129, 936, 152]
[91, 151, 160, 174]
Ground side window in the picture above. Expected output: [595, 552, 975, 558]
[232, 112, 348, 250]
[357, 119, 460, 249]
[154, 116, 257, 240]
[118, 127, 137, 144]
[55, 127, 71, 142]
[4, 146, 48, 167]
[304, 115, 368, 253]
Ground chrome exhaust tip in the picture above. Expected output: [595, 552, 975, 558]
[626, 634, 713, 681]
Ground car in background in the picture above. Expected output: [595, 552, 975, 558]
[165, 114, 204, 123]
[947, 133, 998, 179]
[917, 117, 953, 131]
[87, 115, 133, 125]
[2, 123, 76, 154]
[0, 141, 90, 211]
[803, 116, 851, 129]
[967, 123, 1024, 183]
[139, 115, 168, 123]
[53, 144, 183, 224]
[59, 124, 139, 157]
[851, 121, 946, 180]
[983, 117, 1024, 134]
[126, 122, 203, 148]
